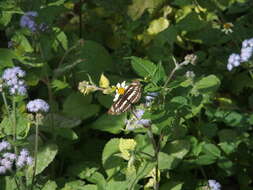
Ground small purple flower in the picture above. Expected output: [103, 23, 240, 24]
[240, 46, 253, 62]
[2, 66, 27, 96]
[16, 155, 27, 168]
[0, 166, 6, 174]
[1, 159, 12, 170]
[137, 119, 151, 126]
[3, 153, 16, 161]
[20, 11, 48, 32]
[125, 109, 151, 130]
[242, 38, 253, 48]
[208, 180, 221, 190]
[27, 99, 49, 113]
[26, 156, 33, 165]
[20, 149, 29, 157]
[0, 140, 11, 152]
[20, 11, 38, 32]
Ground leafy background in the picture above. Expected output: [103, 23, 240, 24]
[1, 0, 253, 189]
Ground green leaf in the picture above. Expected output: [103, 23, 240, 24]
[102, 138, 124, 178]
[12, 33, 33, 52]
[106, 181, 128, 190]
[0, 49, 18, 68]
[0, 113, 30, 138]
[81, 185, 97, 190]
[61, 180, 86, 190]
[90, 113, 127, 134]
[160, 181, 183, 190]
[176, 12, 206, 32]
[63, 93, 100, 120]
[163, 140, 191, 159]
[28, 143, 58, 176]
[202, 143, 221, 158]
[0, 176, 18, 190]
[55, 128, 78, 140]
[127, 0, 153, 20]
[194, 154, 217, 165]
[158, 152, 179, 170]
[128, 56, 157, 78]
[152, 62, 166, 83]
[42, 180, 57, 190]
[44, 113, 81, 128]
[53, 27, 68, 50]
[77, 40, 113, 80]
[193, 75, 220, 94]
[147, 17, 170, 35]
[52, 79, 70, 91]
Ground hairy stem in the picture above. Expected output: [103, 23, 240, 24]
[31, 115, 39, 190]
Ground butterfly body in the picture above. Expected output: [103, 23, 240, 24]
[108, 80, 141, 115]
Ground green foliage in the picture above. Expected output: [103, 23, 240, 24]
[1, 0, 253, 189]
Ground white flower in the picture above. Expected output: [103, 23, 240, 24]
[221, 22, 233, 34]
[208, 179, 221, 190]
[113, 81, 128, 102]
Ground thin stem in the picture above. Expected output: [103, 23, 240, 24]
[163, 57, 180, 88]
[31, 115, 39, 190]
[12, 98, 17, 154]
[146, 127, 159, 190]
[79, 0, 83, 38]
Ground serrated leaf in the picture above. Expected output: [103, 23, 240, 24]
[128, 56, 157, 78]
[61, 180, 86, 190]
[0, 49, 18, 68]
[53, 27, 68, 50]
[160, 181, 183, 190]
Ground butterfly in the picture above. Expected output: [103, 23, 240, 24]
[108, 80, 142, 115]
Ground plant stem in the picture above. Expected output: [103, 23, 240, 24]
[12, 98, 17, 154]
[147, 127, 159, 190]
[31, 114, 39, 190]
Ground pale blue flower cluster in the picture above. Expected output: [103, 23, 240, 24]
[27, 99, 49, 113]
[145, 92, 158, 107]
[20, 11, 47, 32]
[2, 66, 27, 95]
[208, 180, 221, 190]
[125, 109, 151, 130]
[0, 141, 33, 174]
[227, 38, 253, 71]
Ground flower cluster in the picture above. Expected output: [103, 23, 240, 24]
[208, 180, 221, 190]
[0, 140, 33, 174]
[2, 66, 27, 95]
[227, 38, 253, 71]
[20, 11, 47, 32]
[125, 109, 151, 130]
[145, 92, 158, 107]
[27, 99, 49, 113]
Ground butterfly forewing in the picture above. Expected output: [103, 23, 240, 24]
[108, 81, 141, 115]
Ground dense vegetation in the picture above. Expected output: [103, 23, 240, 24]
[0, 0, 253, 190]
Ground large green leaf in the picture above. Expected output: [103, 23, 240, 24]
[193, 75, 220, 94]
[63, 93, 100, 120]
[163, 140, 190, 159]
[77, 40, 113, 81]
[129, 56, 157, 78]
[28, 143, 58, 176]
[102, 138, 124, 178]
[90, 113, 127, 134]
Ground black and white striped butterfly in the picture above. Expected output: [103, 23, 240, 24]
[108, 80, 142, 115]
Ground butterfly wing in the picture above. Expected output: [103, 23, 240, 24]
[108, 81, 141, 115]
